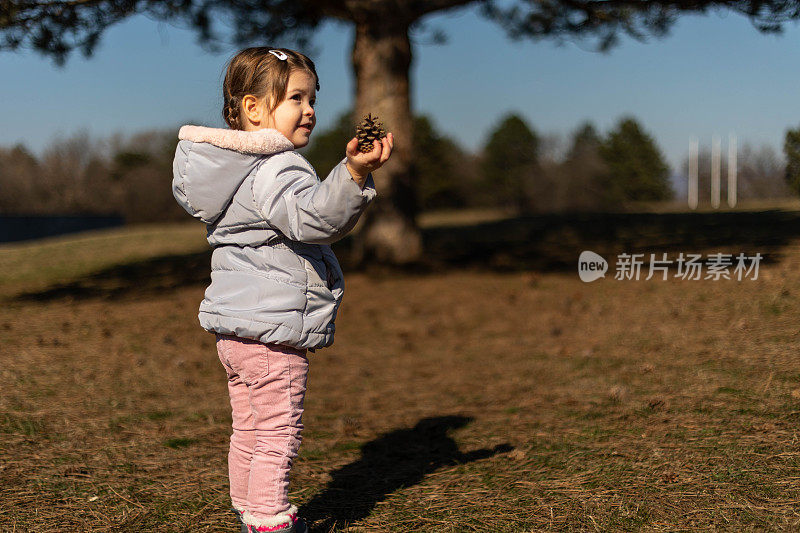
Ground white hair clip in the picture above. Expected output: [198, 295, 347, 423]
[269, 50, 288, 60]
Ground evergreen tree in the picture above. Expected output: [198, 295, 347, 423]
[599, 117, 673, 205]
[560, 121, 609, 210]
[567, 122, 602, 160]
[413, 115, 469, 210]
[784, 126, 800, 196]
[480, 113, 539, 212]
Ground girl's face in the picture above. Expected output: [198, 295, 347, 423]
[263, 70, 317, 148]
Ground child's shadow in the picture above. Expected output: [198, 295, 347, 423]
[299, 415, 512, 531]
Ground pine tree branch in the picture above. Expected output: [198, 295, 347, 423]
[410, 0, 479, 18]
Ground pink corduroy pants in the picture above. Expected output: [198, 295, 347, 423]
[215, 333, 309, 522]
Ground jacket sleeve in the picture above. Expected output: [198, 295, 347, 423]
[252, 152, 378, 245]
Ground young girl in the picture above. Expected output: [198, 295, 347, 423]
[171, 47, 393, 533]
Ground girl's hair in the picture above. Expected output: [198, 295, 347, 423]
[222, 47, 320, 130]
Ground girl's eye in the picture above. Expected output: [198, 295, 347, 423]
[310, 101, 316, 108]
[291, 94, 301, 101]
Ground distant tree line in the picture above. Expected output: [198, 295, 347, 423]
[303, 111, 678, 214]
[0, 129, 185, 222]
[0, 114, 796, 221]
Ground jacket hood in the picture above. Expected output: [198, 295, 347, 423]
[172, 125, 294, 224]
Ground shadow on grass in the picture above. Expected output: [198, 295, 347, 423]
[408, 208, 800, 273]
[300, 415, 512, 531]
[9, 250, 212, 303]
[9, 209, 799, 302]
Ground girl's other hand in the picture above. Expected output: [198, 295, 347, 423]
[345, 132, 393, 186]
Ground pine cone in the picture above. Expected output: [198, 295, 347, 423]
[355, 113, 387, 153]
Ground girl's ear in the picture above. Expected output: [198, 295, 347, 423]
[241, 94, 264, 127]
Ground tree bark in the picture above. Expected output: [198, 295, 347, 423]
[348, 20, 422, 266]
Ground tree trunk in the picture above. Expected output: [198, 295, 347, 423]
[348, 20, 422, 266]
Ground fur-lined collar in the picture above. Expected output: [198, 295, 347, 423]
[178, 125, 294, 155]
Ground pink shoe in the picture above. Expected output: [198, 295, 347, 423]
[243, 506, 308, 533]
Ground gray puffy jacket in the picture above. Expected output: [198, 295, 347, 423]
[171, 125, 377, 351]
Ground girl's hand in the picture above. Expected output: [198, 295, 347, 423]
[345, 132, 394, 186]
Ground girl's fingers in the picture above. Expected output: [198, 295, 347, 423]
[369, 140, 382, 160]
[348, 136, 393, 171]
[346, 137, 358, 156]
[379, 137, 392, 164]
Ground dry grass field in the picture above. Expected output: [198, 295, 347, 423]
[2, 206, 800, 531]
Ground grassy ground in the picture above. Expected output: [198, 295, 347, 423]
[2, 208, 800, 531]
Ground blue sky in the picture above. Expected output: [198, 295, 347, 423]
[2, 5, 799, 177]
